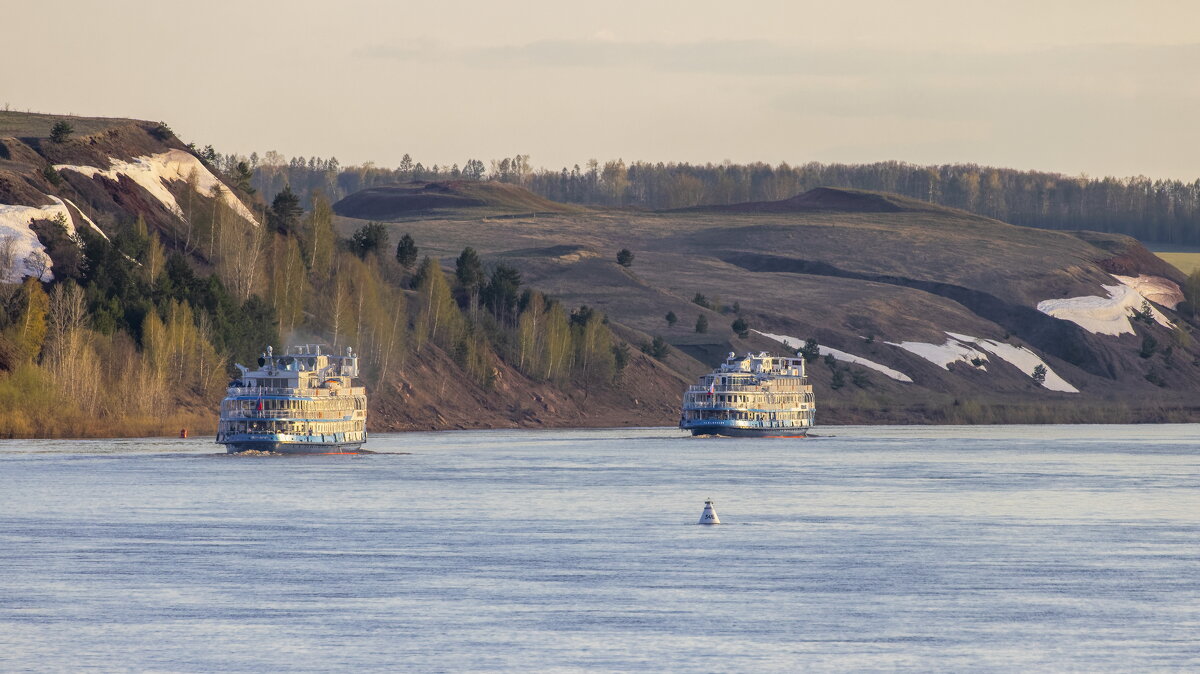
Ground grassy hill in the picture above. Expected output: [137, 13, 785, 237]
[0, 111, 691, 437]
[0, 111, 144, 139]
[6, 106, 1199, 431]
[333, 180, 586, 220]
[336, 187, 1200, 423]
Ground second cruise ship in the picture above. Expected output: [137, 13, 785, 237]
[680, 352, 815, 437]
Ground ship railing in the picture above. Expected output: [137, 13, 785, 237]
[226, 385, 366, 397]
[683, 401, 810, 410]
[226, 386, 305, 396]
[222, 410, 293, 419]
[686, 383, 806, 394]
[223, 411, 359, 420]
[686, 384, 764, 393]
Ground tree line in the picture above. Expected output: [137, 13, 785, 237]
[231, 149, 1200, 245]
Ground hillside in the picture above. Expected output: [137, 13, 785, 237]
[6, 108, 1200, 433]
[333, 180, 585, 220]
[0, 111, 689, 437]
[670, 186, 941, 215]
[335, 186, 1200, 424]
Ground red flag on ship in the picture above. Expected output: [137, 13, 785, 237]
[256, 398, 264, 411]
[708, 379, 716, 396]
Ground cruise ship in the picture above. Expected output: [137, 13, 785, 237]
[216, 345, 368, 454]
[680, 352, 815, 437]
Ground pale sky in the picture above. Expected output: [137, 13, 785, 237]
[4, 1, 1198, 179]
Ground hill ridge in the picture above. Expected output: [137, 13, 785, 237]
[665, 186, 974, 217]
[333, 180, 584, 220]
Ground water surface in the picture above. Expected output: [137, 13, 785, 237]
[1, 425, 1197, 671]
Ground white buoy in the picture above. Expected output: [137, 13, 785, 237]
[698, 499, 720, 525]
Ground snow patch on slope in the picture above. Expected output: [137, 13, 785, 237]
[56, 150, 259, 226]
[885, 337, 987, 370]
[886, 332, 1078, 393]
[61, 197, 109, 241]
[946, 332, 1079, 393]
[1036, 278, 1171, 336]
[755, 330, 914, 382]
[0, 197, 81, 281]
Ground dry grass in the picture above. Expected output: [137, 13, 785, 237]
[0, 110, 141, 138]
[1155, 252, 1200, 274]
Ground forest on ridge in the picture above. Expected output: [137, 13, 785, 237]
[217, 148, 1200, 245]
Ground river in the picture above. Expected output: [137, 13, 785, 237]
[1, 425, 1197, 671]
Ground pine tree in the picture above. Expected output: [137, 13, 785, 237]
[350, 222, 389, 259]
[395, 233, 418, 269]
[695, 314, 708, 333]
[49, 120, 74, 143]
[731, 317, 749, 338]
[233, 161, 256, 194]
[801, 338, 820, 362]
[455, 247, 485, 291]
[830, 368, 845, 390]
[616, 248, 634, 267]
[648, 335, 670, 359]
[482, 264, 522, 323]
[267, 186, 302, 235]
[1031, 364, 1047, 385]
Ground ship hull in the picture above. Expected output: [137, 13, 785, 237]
[223, 440, 366, 455]
[684, 423, 809, 438]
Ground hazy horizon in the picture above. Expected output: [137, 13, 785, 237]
[4, 0, 1198, 180]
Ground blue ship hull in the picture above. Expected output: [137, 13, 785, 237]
[220, 433, 368, 454]
[682, 422, 809, 438]
[224, 441, 366, 454]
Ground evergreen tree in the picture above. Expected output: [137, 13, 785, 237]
[647, 335, 670, 359]
[482, 264, 522, 323]
[1139, 334, 1158, 359]
[1031, 364, 1047, 385]
[616, 248, 634, 267]
[830, 367, 845, 390]
[350, 222, 389, 259]
[233, 161, 256, 194]
[731, 317, 750, 338]
[49, 120, 74, 143]
[665, 311, 677, 327]
[267, 186, 303, 235]
[695, 314, 708, 333]
[455, 247, 485, 291]
[801, 337, 820, 362]
[42, 165, 62, 186]
[395, 233, 418, 269]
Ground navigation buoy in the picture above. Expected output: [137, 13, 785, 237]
[698, 499, 720, 525]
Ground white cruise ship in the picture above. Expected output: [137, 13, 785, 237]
[680, 352, 815, 437]
[216, 344, 367, 454]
